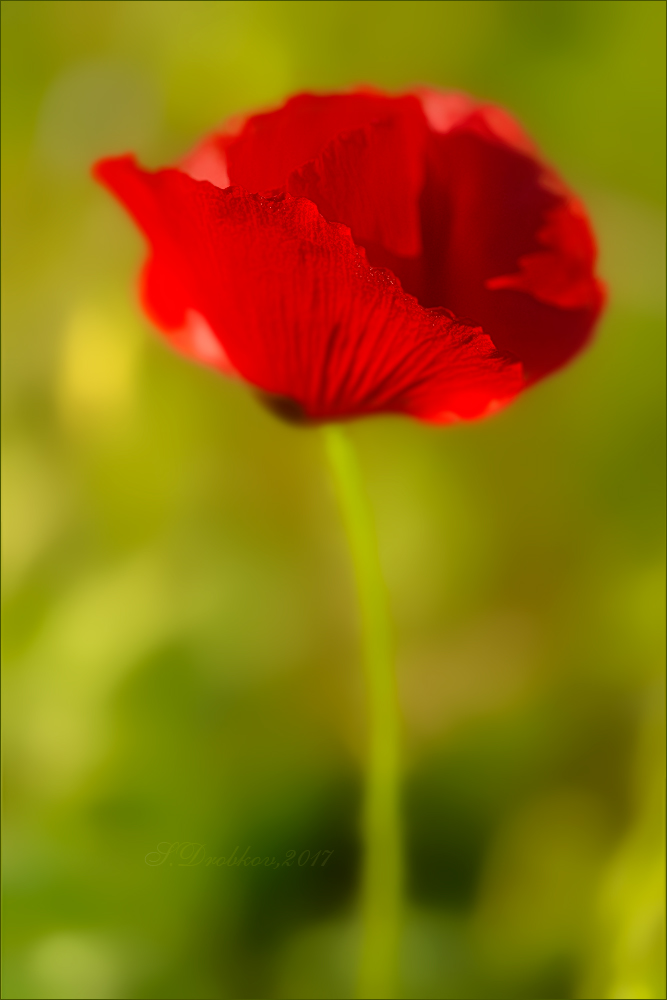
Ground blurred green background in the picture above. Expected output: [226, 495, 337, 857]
[2, 2, 665, 998]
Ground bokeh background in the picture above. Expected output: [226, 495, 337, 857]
[2, 2, 665, 998]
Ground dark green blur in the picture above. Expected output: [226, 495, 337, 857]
[2, 2, 664, 997]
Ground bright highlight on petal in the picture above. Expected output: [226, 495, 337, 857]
[171, 310, 238, 375]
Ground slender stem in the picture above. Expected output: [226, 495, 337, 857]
[323, 423, 402, 1000]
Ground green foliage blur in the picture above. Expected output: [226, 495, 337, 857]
[2, 2, 665, 998]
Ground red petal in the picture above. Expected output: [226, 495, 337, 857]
[93, 156, 522, 423]
[410, 93, 603, 379]
[287, 97, 427, 258]
[418, 89, 542, 159]
[485, 199, 603, 310]
[224, 91, 410, 192]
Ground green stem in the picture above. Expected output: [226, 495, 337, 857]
[323, 424, 402, 1000]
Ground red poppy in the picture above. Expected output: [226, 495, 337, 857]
[94, 88, 604, 424]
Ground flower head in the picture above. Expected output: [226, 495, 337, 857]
[94, 89, 604, 424]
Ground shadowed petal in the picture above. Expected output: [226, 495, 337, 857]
[224, 91, 408, 192]
[287, 97, 427, 258]
[485, 199, 603, 311]
[415, 103, 603, 378]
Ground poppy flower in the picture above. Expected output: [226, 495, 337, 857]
[94, 88, 604, 424]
